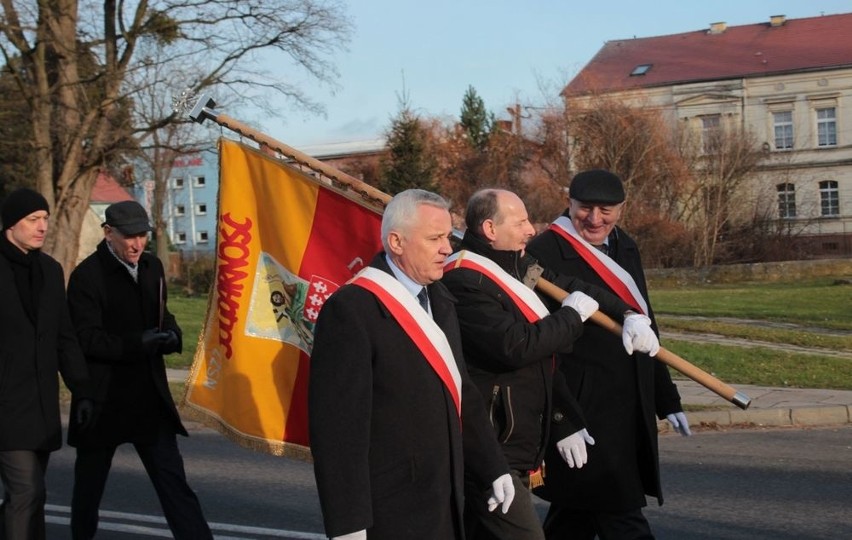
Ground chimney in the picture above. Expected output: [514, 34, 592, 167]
[708, 21, 727, 35]
[769, 14, 786, 27]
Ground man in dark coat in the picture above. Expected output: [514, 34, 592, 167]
[527, 170, 690, 540]
[66, 201, 212, 540]
[441, 189, 651, 540]
[309, 189, 514, 540]
[0, 188, 92, 539]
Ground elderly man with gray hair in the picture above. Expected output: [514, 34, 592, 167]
[309, 188, 514, 540]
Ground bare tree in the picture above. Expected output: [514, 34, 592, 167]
[126, 48, 219, 274]
[0, 0, 351, 273]
[679, 120, 763, 266]
[534, 95, 694, 266]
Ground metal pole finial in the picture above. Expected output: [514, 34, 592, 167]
[174, 89, 218, 124]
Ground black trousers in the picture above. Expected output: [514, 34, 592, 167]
[70, 421, 212, 540]
[0, 450, 50, 540]
[464, 470, 545, 540]
[543, 504, 654, 540]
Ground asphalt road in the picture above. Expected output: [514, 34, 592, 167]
[33, 423, 852, 539]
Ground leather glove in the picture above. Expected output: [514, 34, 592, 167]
[622, 313, 660, 356]
[141, 328, 171, 356]
[76, 398, 95, 430]
[666, 412, 692, 436]
[159, 330, 180, 355]
[486, 473, 515, 514]
[562, 291, 599, 322]
[556, 428, 595, 468]
[332, 531, 367, 540]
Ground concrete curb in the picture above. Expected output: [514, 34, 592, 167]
[170, 369, 852, 431]
[657, 405, 851, 432]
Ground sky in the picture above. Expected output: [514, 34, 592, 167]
[250, 1, 852, 150]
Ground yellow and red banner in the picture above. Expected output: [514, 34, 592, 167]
[182, 139, 383, 458]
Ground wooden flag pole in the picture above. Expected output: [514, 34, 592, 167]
[184, 93, 392, 209]
[180, 92, 751, 410]
[534, 278, 751, 410]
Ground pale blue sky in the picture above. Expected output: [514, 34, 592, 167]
[256, 1, 852, 148]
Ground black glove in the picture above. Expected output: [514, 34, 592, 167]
[141, 328, 171, 356]
[76, 399, 95, 430]
[159, 330, 181, 355]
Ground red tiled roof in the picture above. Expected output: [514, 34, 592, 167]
[564, 12, 852, 96]
[90, 171, 133, 203]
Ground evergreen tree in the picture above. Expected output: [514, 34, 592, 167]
[380, 104, 437, 194]
[460, 85, 493, 152]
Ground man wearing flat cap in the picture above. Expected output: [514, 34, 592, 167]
[527, 170, 689, 540]
[0, 188, 92, 539]
[66, 200, 212, 539]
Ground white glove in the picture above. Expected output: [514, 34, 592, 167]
[486, 473, 515, 514]
[622, 313, 660, 356]
[562, 291, 599, 322]
[332, 530, 367, 540]
[556, 428, 595, 468]
[666, 412, 692, 436]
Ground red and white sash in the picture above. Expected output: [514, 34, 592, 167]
[351, 267, 462, 418]
[444, 250, 550, 323]
[549, 216, 648, 315]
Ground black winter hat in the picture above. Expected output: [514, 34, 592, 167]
[102, 200, 153, 235]
[1, 188, 50, 230]
[568, 169, 625, 204]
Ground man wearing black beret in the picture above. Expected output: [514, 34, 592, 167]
[527, 170, 690, 540]
[66, 200, 212, 539]
[0, 188, 93, 539]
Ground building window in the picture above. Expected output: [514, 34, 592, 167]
[630, 64, 652, 76]
[193, 176, 206, 187]
[172, 177, 184, 189]
[174, 204, 185, 216]
[174, 232, 187, 244]
[773, 111, 793, 150]
[819, 180, 839, 216]
[816, 108, 836, 147]
[196, 231, 209, 243]
[195, 203, 207, 215]
[776, 183, 796, 219]
[701, 115, 721, 152]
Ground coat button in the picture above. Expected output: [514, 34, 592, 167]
[552, 410, 564, 423]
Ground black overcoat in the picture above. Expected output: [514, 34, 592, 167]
[66, 240, 185, 448]
[441, 232, 632, 473]
[0, 248, 90, 451]
[527, 221, 683, 511]
[308, 255, 508, 540]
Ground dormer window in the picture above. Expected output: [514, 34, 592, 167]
[630, 64, 652, 76]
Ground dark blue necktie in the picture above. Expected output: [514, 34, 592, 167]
[417, 287, 429, 312]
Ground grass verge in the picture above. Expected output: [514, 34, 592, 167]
[663, 338, 851, 390]
[657, 316, 852, 352]
[650, 278, 852, 330]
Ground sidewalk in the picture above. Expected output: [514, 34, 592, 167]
[168, 369, 852, 431]
[661, 379, 852, 432]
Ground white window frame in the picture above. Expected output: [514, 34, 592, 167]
[772, 111, 794, 150]
[193, 175, 207, 188]
[776, 183, 796, 219]
[819, 180, 839, 217]
[174, 231, 187, 244]
[816, 107, 837, 147]
[701, 114, 721, 153]
[172, 177, 185, 189]
[174, 204, 185, 216]
[196, 230, 209, 244]
[195, 203, 207, 216]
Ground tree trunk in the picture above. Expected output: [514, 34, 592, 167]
[156, 222, 172, 278]
[44, 169, 98, 277]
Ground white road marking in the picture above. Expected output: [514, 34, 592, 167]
[45, 504, 326, 539]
